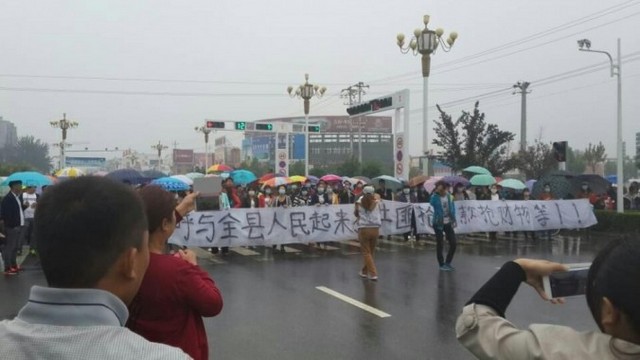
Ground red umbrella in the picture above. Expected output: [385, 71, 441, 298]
[320, 174, 342, 183]
[259, 173, 286, 183]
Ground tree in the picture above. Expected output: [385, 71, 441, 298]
[433, 101, 516, 175]
[360, 161, 384, 179]
[239, 158, 270, 178]
[288, 161, 305, 176]
[515, 140, 557, 180]
[566, 147, 586, 174]
[335, 156, 361, 177]
[1, 136, 52, 173]
[604, 156, 638, 180]
[583, 142, 607, 174]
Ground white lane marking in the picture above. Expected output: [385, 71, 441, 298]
[346, 240, 361, 248]
[315, 286, 391, 318]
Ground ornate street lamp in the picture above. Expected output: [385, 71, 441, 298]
[50, 113, 79, 169]
[195, 125, 213, 171]
[397, 15, 457, 174]
[287, 74, 326, 176]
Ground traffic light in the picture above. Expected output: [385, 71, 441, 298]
[235, 122, 247, 130]
[553, 141, 567, 162]
[255, 123, 273, 131]
[346, 97, 393, 116]
[307, 125, 320, 132]
[206, 121, 225, 129]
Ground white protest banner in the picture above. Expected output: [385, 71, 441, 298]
[413, 199, 597, 234]
[169, 199, 597, 247]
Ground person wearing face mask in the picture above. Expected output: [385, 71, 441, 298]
[326, 185, 339, 205]
[488, 185, 502, 241]
[352, 181, 365, 198]
[577, 182, 599, 206]
[242, 186, 259, 209]
[271, 185, 292, 253]
[453, 183, 470, 201]
[259, 185, 275, 208]
[310, 181, 330, 206]
[292, 185, 310, 207]
[539, 183, 555, 201]
[520, 189, 536, 240]
[398, 184, 419, 242]
[429, 181, 457, 271]
[339, 181, 356, 204]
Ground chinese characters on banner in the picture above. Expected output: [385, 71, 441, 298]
[169, 199, 597, 247]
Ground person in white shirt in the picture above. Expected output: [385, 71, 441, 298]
[0, 177, 191, 359]
[20, 184, 38, 256]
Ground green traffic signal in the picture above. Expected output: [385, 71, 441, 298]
[235, 122, 247, 130]
[307, 125, 320, 132]
[255, 123, 273, 131]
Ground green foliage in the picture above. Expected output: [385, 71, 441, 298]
[335, 156, 361, 177]
[288, 161, 306, 176]
[0, 163, 32, 176]
[238, 158, 271, 178]
[0, 136, 52, 173]
[566, 147, 586, 174]
[604, 156, 638, 180]
[584, 142, 607, 173]
[360, 161, 384, 179]
[433, 101, 516, 176]
[592, 210, 640, 233]
[516, 140, 557, 180]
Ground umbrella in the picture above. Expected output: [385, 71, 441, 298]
[1, 172, 53, 187]
[207, 164, 233, 173]
[605, 175, 617, 184]
[92, 171, 108, 177]
[532, 175, 572, 200]
[498, 179, 527, 190]
[142, 169, 167, 179]
[570, 174, 610, 196]
[289, 175, 307, 183]
[56, 167, 85, 178]
[423, 176, 444, 193]
[320, 174, 342, 183]
[470, 174, 497, 186]
[170, 175, 194, 186]
[151, 177, 190, 192]
[408, 175, 429, 187]
[462, 166, 492, 175]
[525, 179, 537, 191]
[106, 169, 146, 185]
[259, 173, 286, 183]
[442, 175, 470, 187]
[352, 176, 372, 184]
[372, 175, 403, 190]
[262, 177, 291, 188]
[307, 175, 320, 184]
[185, 172, 205, 180]
[230, 169, 257, 185]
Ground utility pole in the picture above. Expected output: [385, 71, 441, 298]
[341, 82, 369, 164]
[151, 141, 168, 171]
[513, 81, 531, 152]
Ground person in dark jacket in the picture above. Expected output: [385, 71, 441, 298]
[309, 181, 330, 206]
[0, 180, 27, 275]
[375, 179, 394, 201]
[339, 180, 356, 204]
[429, 181, 457, 271]
[397, 183, 419, 241]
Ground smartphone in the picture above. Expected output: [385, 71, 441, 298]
[543, 263, 591, 299]
[193, 178, 222, 211]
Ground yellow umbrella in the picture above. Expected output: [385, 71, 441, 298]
[207, 164, 233, 173]
[289, 175, 307, 183]
[56, 167, 85, 178]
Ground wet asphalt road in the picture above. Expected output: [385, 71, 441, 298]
[1, 232, 614, 360]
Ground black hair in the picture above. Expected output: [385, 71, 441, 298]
[35, 177, 147, 288]
[138, 185, 176, 233]
[587, 238, 640, 334]
[435, 180, 448, 190]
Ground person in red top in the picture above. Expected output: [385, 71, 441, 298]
[127, 185, 223, 360]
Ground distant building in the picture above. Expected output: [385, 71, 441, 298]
[249, 115, 394, 171]
[0, 116, 18, 149]
[213, 136, 240, 166]
[172, 149, 194, 175]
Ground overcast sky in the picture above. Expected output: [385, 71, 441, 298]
[0, 0, 638, 162]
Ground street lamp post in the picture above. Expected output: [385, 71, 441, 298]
[397, 15, 457, 175]
[50, 113, 79, 170]
[578, 38, 623, 213]
[287, 74, 326, 177]
[195, 125, 212, 172]
[151, 141, 168, 171]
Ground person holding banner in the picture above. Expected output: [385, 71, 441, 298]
[273, 185, 291, 253]
[354, 186, 382, 281]
[430, 181, 458, 272]
[259, 185, 275, 208]
[310, 181, 329, 206]
[128, 185, 223, 360]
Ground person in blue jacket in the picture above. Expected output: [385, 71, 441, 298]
[429, 180, 458, 272]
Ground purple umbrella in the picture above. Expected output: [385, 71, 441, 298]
[525, 179, 537, 191]
[307, 175, 319, 184]
[442, 175, 470, 187]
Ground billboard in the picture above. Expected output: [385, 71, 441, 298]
[251, 136, 271, 160]
[173, 149, 194, 164]
[65, 157, 106, 167]
[292, 134, 305, 160]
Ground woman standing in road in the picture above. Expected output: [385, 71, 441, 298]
[272, 185, 291, 253]
[354, 186, 382, 281]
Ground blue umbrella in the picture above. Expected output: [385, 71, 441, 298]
[470, 174, 497, 186]
[106, 169, 146, 185]
[1, 172, 52, 187]
[151, 177, 190, 192]
[230, 169, 257, 185]
[462, 166, 492, 175]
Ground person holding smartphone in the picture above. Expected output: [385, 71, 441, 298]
[457, 239, 640, 359]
